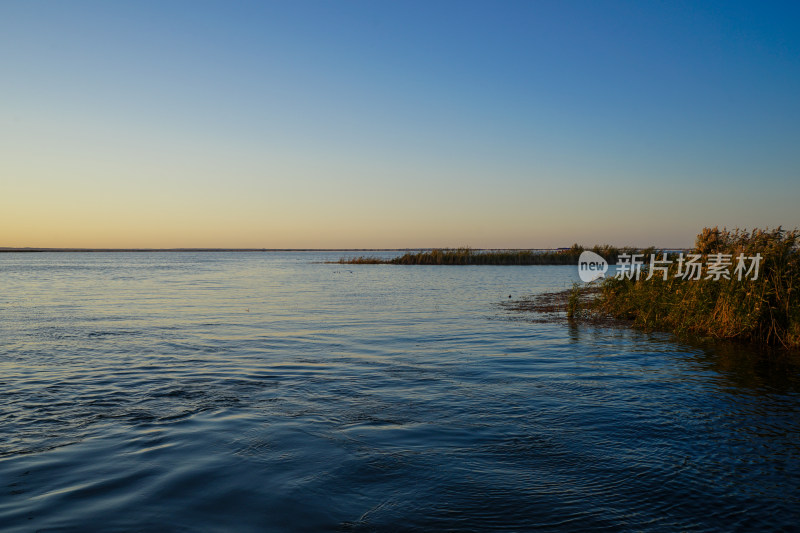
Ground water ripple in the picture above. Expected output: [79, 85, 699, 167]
[1, 252, 798, 531]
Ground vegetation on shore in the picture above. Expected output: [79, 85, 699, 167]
[341, 226, 798, 349]
[587, 227, 799, 350]
[338, 245, 656, 266]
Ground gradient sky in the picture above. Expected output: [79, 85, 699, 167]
[2, 1, 799, 248]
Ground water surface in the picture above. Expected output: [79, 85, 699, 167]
[1, 252, 798, 531]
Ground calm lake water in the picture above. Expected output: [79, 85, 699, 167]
[2, 252, 799, 531]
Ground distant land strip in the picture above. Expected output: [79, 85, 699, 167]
[1, 247, 568, 253]
[333, 246, 669, 265]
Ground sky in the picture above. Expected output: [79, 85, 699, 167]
[2, 0, 799, 249]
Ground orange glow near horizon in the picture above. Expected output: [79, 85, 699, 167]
[3, 3, 798, 250]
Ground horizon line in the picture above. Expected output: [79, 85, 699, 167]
[0, 247, 566, 253]
[0, 246, 691, 253]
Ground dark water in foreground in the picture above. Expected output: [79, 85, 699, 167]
[1, 252, 799, 532]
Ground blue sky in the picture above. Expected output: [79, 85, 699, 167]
[2, 1, 798, 248]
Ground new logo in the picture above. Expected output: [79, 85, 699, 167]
[578, 251, 608, 282]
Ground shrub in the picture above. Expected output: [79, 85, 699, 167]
[593, 227, 799, 349]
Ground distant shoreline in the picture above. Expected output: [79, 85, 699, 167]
[0, 247, 568, 253]
[333, 246, 665, 265]
[0, 247, 563, 253]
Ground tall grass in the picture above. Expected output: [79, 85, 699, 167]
[336, 256, 386, 264]
[593, 227, 799, 349]
[566, 283, 581, 319]
[338, 245, 652, 266]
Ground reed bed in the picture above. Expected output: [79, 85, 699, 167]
[591, 227, 799, 349]
[337, 245, 648, 266]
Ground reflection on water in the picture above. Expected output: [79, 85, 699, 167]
[686, 340, 800, 395]
[1, 252, 798, 531]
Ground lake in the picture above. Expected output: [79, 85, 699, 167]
[1, 252, 798, 531]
